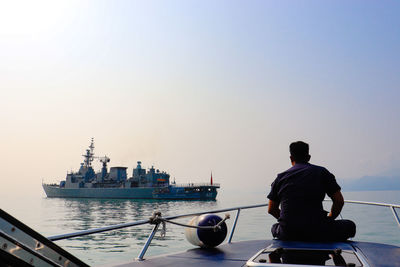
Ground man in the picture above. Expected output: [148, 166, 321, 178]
[267, 141, 356, 241]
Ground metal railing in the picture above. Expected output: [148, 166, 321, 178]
[172, 183, 221, 187]
[341, 199, 400, 227]
[47, 203, 267, 260]
[47, 200, 400, 261]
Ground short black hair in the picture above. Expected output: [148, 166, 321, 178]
[290, 141, 310, 162]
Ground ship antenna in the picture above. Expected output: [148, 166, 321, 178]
[99, 155, 110, 168]
[89, 138, 95, 166]
[83, 138, 95, 167]
[89, 138, 95, 154]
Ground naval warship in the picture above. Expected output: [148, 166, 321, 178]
[42, 139, 219, 200]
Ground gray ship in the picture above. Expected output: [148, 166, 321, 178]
[42, 139, 219, 200]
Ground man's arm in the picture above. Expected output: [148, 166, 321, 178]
[328, 190, 344, 219]
[268, 199, 281, 220]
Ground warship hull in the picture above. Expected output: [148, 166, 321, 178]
[42, 139, 219, 200]
[42, 184, 218, 200]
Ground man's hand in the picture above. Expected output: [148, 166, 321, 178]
[268, 200, 281, 220]
[328, 191, 344, 219]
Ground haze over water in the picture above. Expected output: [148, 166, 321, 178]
[1, 1, 400, 198]
[1, 1, 400, 265]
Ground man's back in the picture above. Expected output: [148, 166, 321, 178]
[267, 141, 356, 241]
[268, 163, 340, 231]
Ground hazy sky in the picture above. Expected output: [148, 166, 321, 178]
[1, 1, 399, 197]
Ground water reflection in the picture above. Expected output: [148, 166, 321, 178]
[42, 197, 219, 263]
[57, 198, 218, 231]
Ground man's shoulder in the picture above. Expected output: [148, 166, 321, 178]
[308, 163, 328, 171]
[281, 163, 322, 171]
[277, 163, 330, 176]
[275, 163, 332, 179]
[307, 164, 336, 181]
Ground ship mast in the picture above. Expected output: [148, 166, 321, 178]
[83, 138, 95, 168]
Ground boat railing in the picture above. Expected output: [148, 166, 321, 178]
[172, 183, 220, 187]
[46, 200, 400, 261]
[47, 203, 267, 260]
[340, 199, 400, 227]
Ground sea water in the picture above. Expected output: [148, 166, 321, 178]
[1, 190, 400, 266]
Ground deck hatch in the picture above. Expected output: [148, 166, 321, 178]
[246, 247, 365, 266]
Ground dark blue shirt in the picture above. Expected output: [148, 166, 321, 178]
[267, 163, 340, 230]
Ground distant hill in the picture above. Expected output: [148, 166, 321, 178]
[338, 175, 400, 191]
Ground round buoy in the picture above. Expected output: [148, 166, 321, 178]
[185, 214, 227, 248]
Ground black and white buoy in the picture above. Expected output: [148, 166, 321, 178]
[185, 214, 228, 248]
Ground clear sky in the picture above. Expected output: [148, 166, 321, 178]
[1, 0, 399, 197]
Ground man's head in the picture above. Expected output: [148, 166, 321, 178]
[290, 141, 311, 164]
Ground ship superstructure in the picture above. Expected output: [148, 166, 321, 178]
[43, 139, 219, 200]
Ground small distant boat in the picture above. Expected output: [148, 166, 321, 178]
[42, 139, 219, 200]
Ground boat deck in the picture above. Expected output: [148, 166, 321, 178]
[107, 240, 273, 267]
[107, 239, 400, 267]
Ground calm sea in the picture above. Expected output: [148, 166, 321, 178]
[1, 190, 400, 266]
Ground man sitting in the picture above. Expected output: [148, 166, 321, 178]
[267, 141, 356, 241]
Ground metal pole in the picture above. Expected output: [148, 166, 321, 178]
[343, 200, 400, 209]
[48, 219, 150, 241]
[47, 203, 268, 241]
[136, 224, 159, 261]
[228, 208, 241, 243]
[390, 206, 400, 228]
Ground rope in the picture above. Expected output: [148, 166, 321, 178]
[148, 211, 230, 237]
